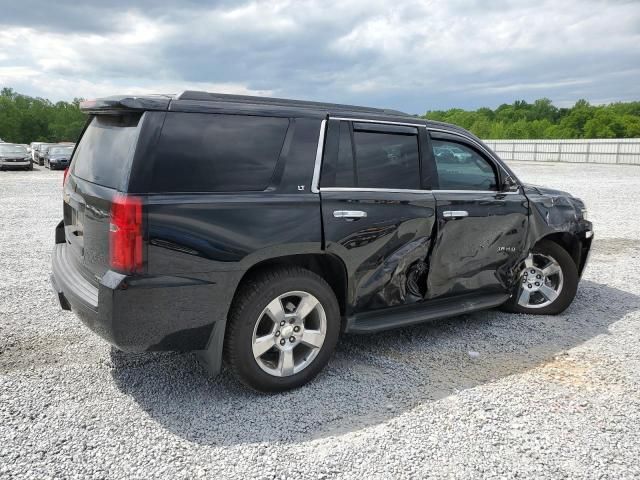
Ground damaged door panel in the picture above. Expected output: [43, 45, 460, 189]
[319, 119, 436, 314]
[427, 191, 529, 298]
[321, 191, 436, 313]
[426, 133, 530, 299]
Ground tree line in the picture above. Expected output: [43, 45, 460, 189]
[0, 88, 86, 144]
[424, 98, 640, 139]
[1, 87, 640, 142]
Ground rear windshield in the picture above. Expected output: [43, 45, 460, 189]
[150, 113, 289, 192]
[71, 114, 142, 189]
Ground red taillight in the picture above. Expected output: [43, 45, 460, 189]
[63, 167, 69, 186]
[109, 194, 143, 273]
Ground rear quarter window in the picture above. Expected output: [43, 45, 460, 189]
[71, 114, 142, 190]
[150, 113, 289, 193]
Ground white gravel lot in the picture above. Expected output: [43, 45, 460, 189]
[1, 161, 639, 479]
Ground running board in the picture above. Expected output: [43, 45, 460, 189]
[345, 292, 510, 334]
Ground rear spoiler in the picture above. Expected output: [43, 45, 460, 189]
[80, 95, 173, 114]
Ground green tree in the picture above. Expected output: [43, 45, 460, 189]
[0, 88, 86, 143]
[583, 109, 626, 138]
[423, 98, 640, 139]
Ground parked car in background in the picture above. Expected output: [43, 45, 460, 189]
[0, 143, 32, 171]
[434, 144, 473, 163]
[44, 145, 74, 170]
[33, 143, 58, 166]
[51, 91, 593, 392]
[30, 142, 43, 163]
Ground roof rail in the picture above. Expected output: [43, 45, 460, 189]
[176, 90, 410, 117]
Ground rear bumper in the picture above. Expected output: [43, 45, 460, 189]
[51, 243, 233, 352]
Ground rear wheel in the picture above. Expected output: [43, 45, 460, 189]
[225, 266, 340, 392]
[502, 240, 578, 315]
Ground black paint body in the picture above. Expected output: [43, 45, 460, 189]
[50, 92, 593, 371]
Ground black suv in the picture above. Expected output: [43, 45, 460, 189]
[51, 92, 593, 392]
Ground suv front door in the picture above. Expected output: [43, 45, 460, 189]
[425, 130, 529, 300]
[318, 119, 437, 315]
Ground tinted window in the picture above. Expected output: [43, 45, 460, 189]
[72, 114, 141, 189]
[151, 113, 289, 193]
[353, 130, 420, 189]
[432, 139, 498, 191]
[322, 122, 420, 190]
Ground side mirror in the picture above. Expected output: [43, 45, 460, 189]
[502, 175, 519, 193]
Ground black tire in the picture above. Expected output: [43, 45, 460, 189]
[502, 240, 578, 315]
[225, 266, 340, 392]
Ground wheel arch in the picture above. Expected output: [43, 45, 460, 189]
[232, 253, 349, 317]
[537, 232, 581, 268]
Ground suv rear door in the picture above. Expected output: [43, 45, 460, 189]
[64, 113, 145, 282]
[319, 118, 437, 315]
[425, 129, 529, 299]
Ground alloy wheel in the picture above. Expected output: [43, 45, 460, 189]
[516, 253, 564, 309]
[251, 291, 327, 377]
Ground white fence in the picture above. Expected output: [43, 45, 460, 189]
[482, 139, 640, 165]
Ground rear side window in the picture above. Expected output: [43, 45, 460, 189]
[150, 113, 289, 193]
[321, 121, 420, 190]
[72, 114, 142, 189]
[354, 129, 420, 190]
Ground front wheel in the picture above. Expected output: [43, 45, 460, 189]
[225, 267, 340, 392]
[502, 240, 579, 315]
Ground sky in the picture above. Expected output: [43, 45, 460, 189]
[0, 0, 639, 114]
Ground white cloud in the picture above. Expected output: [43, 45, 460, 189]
[0, 0, 638, 111]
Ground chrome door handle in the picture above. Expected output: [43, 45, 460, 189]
[333, 210, 367, 220]
[442, 210, 469, 219]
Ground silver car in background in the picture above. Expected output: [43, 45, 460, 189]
[0, 144, 32, 171]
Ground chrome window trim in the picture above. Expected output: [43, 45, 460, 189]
[312, 120, 524, 195]
[320, 187, 432, 194]
[330, 117, 427, 128]
[320, 187, 520, 195]
[310, 119, 326, 193]
[432, 189, 521, 195]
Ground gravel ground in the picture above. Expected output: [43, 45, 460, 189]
[1, 162, 639, 479]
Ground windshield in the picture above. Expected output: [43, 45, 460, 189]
[50, 147, 73, 155]
[0, 145, 28, 155]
